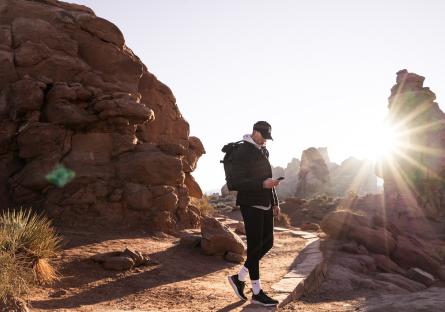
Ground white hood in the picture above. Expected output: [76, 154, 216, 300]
[243, 134, 264, 149]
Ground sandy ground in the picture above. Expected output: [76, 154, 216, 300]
[27, 222, 310, 312]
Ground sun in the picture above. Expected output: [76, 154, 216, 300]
[372, 123, 402, 160]
[356, 121, 403, 161]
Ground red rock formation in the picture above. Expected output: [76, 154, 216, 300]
[377, 69, 445, 220]
[0, 0, 205, 231]
[295, 147, 331, 197]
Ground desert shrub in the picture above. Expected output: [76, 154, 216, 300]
[190, 196, 215, 216]
[0, 209, 61, 303]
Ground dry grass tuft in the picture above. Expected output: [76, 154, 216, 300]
[0, 208, 61, 302]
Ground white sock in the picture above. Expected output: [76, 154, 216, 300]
[251, 279, 261, 295]
[237, 266, 249, 282]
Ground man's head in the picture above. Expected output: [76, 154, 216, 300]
[252, 121, 273, 145]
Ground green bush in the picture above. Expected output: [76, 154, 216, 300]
[0, 209, 61, 302]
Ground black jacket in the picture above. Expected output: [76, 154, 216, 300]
[230, 140, 279, 207]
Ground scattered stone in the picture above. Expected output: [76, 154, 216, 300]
[407, 267, 436, 287]
[92, 248, 153, 271]
[103, 256, 134, 271]
[122, 248, 150, 266]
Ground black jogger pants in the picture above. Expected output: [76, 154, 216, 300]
[240, 205, 274, 280]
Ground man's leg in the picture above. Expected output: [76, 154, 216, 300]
[258, 207, 274, 260]
[240, 205, 264, 282]
[228, 205, 263, 301]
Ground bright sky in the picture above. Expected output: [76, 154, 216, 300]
[70, 0, 445, 192]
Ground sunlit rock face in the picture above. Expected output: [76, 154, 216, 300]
[295, 147, 331, 197]
[0, 0, 204, 231]
[331, 157, 378, 196]
[377, 69, 445, 220]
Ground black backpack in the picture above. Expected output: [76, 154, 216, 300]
[220, 140, 243, 191]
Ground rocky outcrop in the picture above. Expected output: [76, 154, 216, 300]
[321, 210, 445, 281]
[0, 0, 205, 231]
[377, 69, 445, 220]
[295, 147, 331, 197]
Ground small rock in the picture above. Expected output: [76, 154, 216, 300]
[407, 267, 435, 286]
[103, 256, 134, 271]
[224, 252, 244, 264]
[91, 251, 121, 263]
[122, 248, 148, 266]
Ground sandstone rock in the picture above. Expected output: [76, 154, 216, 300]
[103, 256, 134, 271]
[8, 79, 46, 118]
[184, 173, 203, 199]
[123, 183, 153, 211]
[0, 49, 18, 89]
[320, 210, 368, 238]
[116, 150, 183, 186]
[373, 254, 406, 275]
[375, 273, 426, 292]
[406, 267, 436, 287]
[17, 122, 70, 159]
[201, 217, 246, 256]
[391, 235, 441, 276]
[94, 97, 154, 124]
[75, 13, 124, 47]
[224, 252, 244, 264]
[340, 241, 369, 255]
[348, 226, 396, 255]
[362, 287, 445, 312]
[296, 147, 331, 198]
[12, 17, 78, 56]
[0, 0, 204, 231]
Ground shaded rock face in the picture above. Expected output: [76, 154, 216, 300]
[295, 147, 331, 198]
[321, 210, 445, 281]
[377, 69, 445, 219]
[0, 0, 205, 231]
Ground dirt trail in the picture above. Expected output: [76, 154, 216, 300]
[28, 221, 309, 312]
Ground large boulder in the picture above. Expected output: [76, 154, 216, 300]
[0, 0, 204, 231]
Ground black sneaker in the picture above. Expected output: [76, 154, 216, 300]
[227, 274, 247, 300]
[251, 290, 279, 306]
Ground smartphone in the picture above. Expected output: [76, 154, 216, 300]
[277, 176, 285, 180]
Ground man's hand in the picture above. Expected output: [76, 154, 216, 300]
[263, 178, 281, 189]
[272, 205, 280, 217]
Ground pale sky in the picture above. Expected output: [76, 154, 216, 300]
[69, 0, 445, 192]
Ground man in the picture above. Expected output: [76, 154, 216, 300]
[227, 121, 281, 307]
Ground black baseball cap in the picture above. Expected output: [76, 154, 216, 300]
[253, 121, 273, 140]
